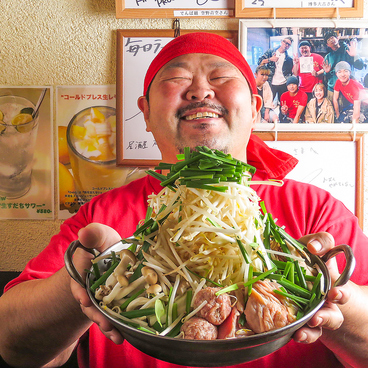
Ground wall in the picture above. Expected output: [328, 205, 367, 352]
[1, 0, 368, 271]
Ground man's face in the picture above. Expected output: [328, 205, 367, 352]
[299, 45, 311, 57]
[336, 69, 351, 84]
[281, 39, 292, 52]
[326, 36, 339, 50]
[255, 71, 269, 86]
[287, 83, 298, 94]
[138, 53, 260, 163]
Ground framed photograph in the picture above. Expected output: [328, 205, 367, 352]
[239, 19, 368, 132]
[116, 29, 238, 166]
[255, 132, 364, 228]
[116, 0, 235, 18]
[235, 0, 363, 19]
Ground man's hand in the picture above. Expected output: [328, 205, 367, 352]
[292, 232, 350, 344]
[69, 223, 125, 344]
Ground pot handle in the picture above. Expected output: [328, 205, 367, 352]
[64, 240, 96, 288]
[321, 244, 356, 287]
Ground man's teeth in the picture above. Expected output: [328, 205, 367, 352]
[185, 112, 219, 121]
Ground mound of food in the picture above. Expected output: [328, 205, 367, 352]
[89, 147, 325, 339]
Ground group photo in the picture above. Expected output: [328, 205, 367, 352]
[244, 24, 368, 127]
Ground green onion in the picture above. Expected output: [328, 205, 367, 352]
[185, 267, 223, 287]
[90, 261, 119, 293]
[120, 288, 146, 311]
[155, 299, 165, 327]
[277, 278, 312, 299]
[236, 238, 251, 264]
[243, 266, 277, 288]
[120, 308, 155, 319]
[186, 289, 193, 314]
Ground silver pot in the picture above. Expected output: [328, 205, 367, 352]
[65, 239, 355, 367]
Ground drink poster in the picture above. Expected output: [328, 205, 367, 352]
[0, 86, 53, 220]
[57, 85, 135, 220]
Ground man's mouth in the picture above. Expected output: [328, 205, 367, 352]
[184, 112, 219, 121]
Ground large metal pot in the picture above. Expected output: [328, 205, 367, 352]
[65, 239, 355, 367]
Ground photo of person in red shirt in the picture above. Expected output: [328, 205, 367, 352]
[333, 61, 368, 123]
[279, 76, 308, 123]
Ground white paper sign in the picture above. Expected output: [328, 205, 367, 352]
[124, 0, 234, 9]
[244, 0, 353, 8]
[300, 57, 314, 74]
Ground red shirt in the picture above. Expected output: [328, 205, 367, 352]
[334, 78, 368, 104]
[5, 136, 367, 368]
[281, 90, 308, 118]
[297, 53, 324, 93]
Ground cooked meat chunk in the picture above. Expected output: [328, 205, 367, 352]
[217, 307, 240, 339]
[244, 279, 296, 333]
[181, 317, 218, 340]
[193, 287, 232, 325]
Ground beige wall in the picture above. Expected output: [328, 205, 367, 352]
[1, 0, 368, 271]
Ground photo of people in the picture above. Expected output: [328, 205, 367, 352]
[244, 25, 368, 127]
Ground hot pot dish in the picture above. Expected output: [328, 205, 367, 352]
[65, 146, 355, 367]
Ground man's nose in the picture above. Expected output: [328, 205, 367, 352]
[186, 78, 215, 101]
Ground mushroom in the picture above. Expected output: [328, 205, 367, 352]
[141, 266, 158, 285]
[105, 249, 137, 288]
[146, 284, 162, 295]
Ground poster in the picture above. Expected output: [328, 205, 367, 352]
[0, 86, 53, 220]
[56, 85, 133, 220]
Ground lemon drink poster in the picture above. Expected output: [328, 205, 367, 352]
[56, 85, 131, 219]
[0, 87, 53, 220]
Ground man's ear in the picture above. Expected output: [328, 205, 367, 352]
[250, 94, 262, 130]
[137, 96, 151, 132]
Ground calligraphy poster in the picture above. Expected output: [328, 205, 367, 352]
[0, 86, 53, 220]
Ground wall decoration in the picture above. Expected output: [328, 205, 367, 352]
[116, 29, 238, 166]
[0, 86, 53, 220]
[116, 0, 234, 18]
[235, 0, 363, 18]
[240, 19, 368, 133]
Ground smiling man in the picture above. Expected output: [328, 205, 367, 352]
[1, 32, 368, 368]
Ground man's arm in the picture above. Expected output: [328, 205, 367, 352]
[294, 234, 368, 368]
[352, 99, 361, 123]
[333, 90, 340, 118]
[0, 267, 92, 367]
[293, 104, 305, 124]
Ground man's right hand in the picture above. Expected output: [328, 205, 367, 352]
[69, 223, 126, 344]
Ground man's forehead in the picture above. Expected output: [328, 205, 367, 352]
[160, 53, 239, 71]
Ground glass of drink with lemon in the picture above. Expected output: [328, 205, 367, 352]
[0, 95, 39, 198]
[66, 106, 129, 203]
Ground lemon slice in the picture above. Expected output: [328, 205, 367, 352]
[0, 122, 6, 135]
[90, 107, 105, 123]
[0, 110, 4, 121]
[11, 113, 34, 133]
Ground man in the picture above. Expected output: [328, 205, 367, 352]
[258, 36, 294, 104]
[292, 40, 324, 101]
[0, 33, 367, 368]
[333, 61, 368, 123]
[280, 75, 308, 124]
[322, 31, 359, 101]
[254, 65, 279, 123]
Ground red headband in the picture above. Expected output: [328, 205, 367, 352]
[143, 32, 257, 96]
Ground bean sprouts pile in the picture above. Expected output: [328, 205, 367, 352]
[90, 147, 324, 339]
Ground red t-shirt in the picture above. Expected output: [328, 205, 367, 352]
[334, 78, 368, 104]
[5, 136, 367, 368]
[281, 90, 308, 118]
[297, 53, 324, 93]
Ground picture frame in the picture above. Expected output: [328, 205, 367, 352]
[235, 0, 363, 19]
[254, 132, 364, 228]
[239, 19, 368, 133]
[116, 0, 235, 19]
[116, 29, 238, 166]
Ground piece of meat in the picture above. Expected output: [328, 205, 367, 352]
[181, 317, 218, 340]
[192, 287, 232, 325]
[217, 307, 240, 339]
[244, 279, 296, 334]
